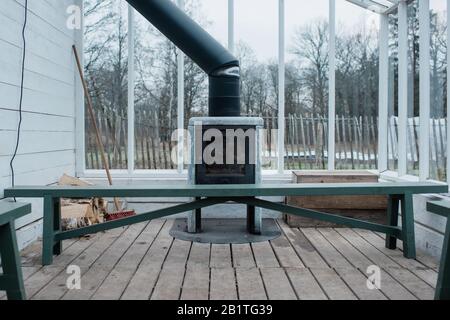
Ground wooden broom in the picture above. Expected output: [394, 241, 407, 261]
[72, 45, 133, 218]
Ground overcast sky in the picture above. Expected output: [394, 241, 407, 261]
[196, 0, 447, 61]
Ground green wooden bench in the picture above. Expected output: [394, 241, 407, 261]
[5, 182, 447, 266]
[426, 200, 450, 300]
[0, 202, 31, 300]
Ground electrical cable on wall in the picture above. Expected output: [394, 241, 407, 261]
[9, 0, 28, 201]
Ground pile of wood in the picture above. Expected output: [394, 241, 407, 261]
[59, 174, 106, 231]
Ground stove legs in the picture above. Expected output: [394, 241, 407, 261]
[247, 199, 262, 235]
[188, 197, 202, 233]
[187, 198, 262, 235]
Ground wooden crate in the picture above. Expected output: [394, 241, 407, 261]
[285, 171, 388, 228]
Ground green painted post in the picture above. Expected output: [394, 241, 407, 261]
[42, 195, 55, 266]
[0, 222, 26, 300]
[401, 193, 416, 259]
[386, 195, 400, 250]
[435, 217, 450, 300]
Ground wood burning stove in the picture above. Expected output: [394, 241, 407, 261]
[125, 0, 264, 236]
[188, 117, 263, 235]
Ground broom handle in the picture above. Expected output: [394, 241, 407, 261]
[72, 45, 121, 212]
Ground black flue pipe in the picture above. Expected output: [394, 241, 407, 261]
[126, 0, 241, 117]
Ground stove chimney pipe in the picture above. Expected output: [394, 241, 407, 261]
[126, 0, 241, 117]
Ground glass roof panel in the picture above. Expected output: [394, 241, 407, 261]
[344, 0, 400, 14]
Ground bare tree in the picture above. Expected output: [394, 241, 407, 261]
[291, 20, 329, 117]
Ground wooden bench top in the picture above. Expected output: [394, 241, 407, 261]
[427, 200, 450, 217]
[4, 181, 447, 198]
[0, 202, 31, 225]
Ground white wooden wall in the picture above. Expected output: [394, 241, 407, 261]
[0, 0, 77, 248]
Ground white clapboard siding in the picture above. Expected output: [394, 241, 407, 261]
[0, 18, 74, 72]
[4, 0, 75, 44]
[0, 0, 77, 242]
[0, 40, 75, 85]
[0, 109, 74, 132]
[0, 61, 74, 99]
[0, 131, 75, 157]
[0, 83, 75, 117]
[13, 0, 77, 39]
[0, 150, 75, 178]
[0, 4, 75, 68]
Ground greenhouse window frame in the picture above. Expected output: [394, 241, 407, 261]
[74, 0, 450, 189]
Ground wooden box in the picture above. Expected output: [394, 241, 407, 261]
[285, 171, 388, 228]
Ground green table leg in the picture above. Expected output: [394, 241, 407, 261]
[0, 222, 26, 300]
[435, 217, 450, 300]
[42, 196, 62, 265]
[42, 195, 55, 266]
[52, 198, 62, 256]
[401, 193, 416, 259]
[386, 195, 400, 250]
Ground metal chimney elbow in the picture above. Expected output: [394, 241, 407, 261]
[209, 66, 240, 117]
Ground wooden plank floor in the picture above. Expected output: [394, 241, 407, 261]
[2, 219, 439, 300]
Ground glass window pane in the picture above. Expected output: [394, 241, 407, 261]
[335, 1, 379, 170]
[197, 0, 228, 47]
[134, 0, 223, 170]
[236, 0, 279, 170]
[84, 0, 128, 170]
[430, 0, 447, 181]
[388, 12, 398, 171]
[407, 0, 419, 176]
[284, 0, 329, 170]
[134, 8, 178, 170]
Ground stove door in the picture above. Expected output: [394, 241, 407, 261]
[195, 125, 256, 185]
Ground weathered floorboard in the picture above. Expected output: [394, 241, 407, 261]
[333, 268, 387, 300]
[278, 221, 328, 268]
[9, 219, 440, 301]
[180, 266, 210, 300]
[309, 268, 358, 300]
[187, 242, 211, 268]
[92, 220, 165, 300]
[260, 268, 298, 300]
[301, 228, 353, 268]
[235, 268, 267, 300]
[210, 244, 232, 268]
[374, 231, 439, 271]
[285, 267, 327, 300]
[251, 242, 280, 268]
[151, 265, 186, 300]
[335, 228, 417, 300]
[270, 234, 304, 268]
[318, 228, 373, 270]
[354, 229, 438, 288]
[62, 223, 147, 300]
[210, 268, 238, 300]
[121, 221, 173, 300]
[232, 244, 256, 269]
[32, 233, 109, 300]
[151, 239, 191, 300]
